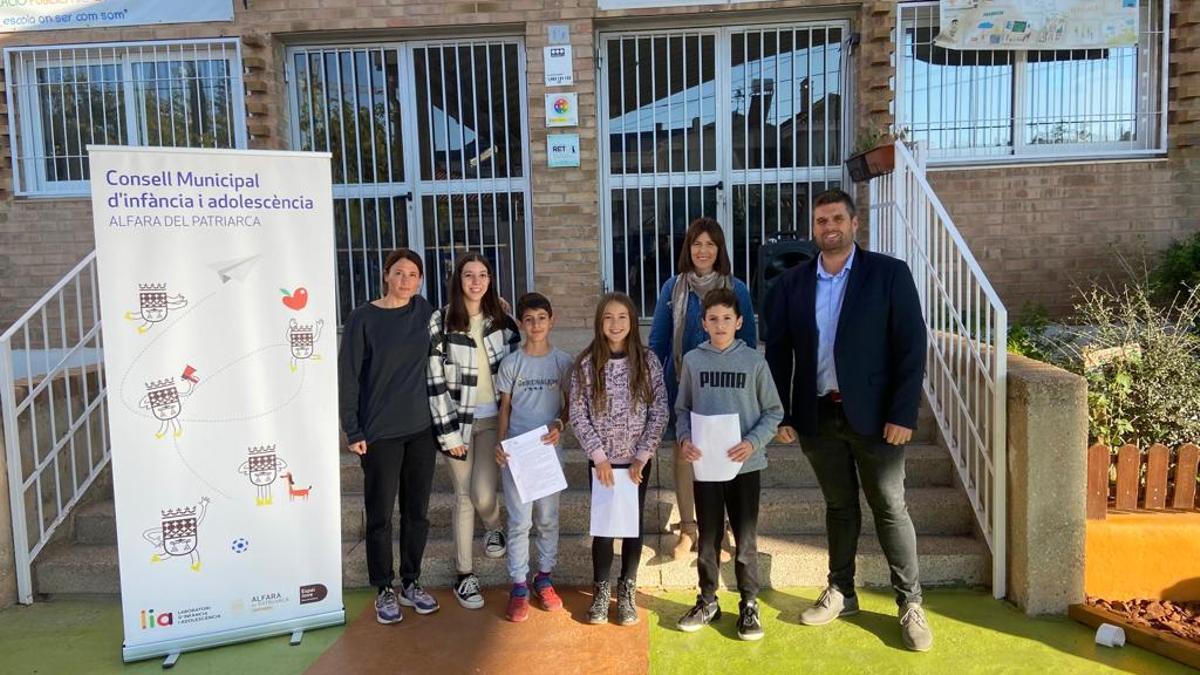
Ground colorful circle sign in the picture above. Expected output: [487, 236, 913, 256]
[553, 97, 571, 114]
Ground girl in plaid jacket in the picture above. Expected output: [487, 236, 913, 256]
[427, 252, 520, 610]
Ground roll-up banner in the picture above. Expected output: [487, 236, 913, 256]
[88, 146, 343, 662]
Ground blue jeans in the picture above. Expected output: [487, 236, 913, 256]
[500, 452, 562, 583]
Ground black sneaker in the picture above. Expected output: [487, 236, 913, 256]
[737, 600, 764, 641]
[484, 529, 506, 559]
[677, 596, 721, 632]
[454, 573, 485, 610]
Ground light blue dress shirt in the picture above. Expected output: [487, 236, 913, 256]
[815, 246, 856, 396]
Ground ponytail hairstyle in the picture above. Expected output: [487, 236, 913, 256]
[573, 292, 653, 412]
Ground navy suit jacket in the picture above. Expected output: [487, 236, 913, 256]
[765, 245, 927, 437]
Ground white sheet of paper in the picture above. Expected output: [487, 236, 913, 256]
[691, 412, 744, 482]
[501, 425, 567, 505]
[589, 468, 640, 538]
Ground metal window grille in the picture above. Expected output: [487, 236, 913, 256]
[288, 40, 531, 322]
[4, 39, 247, 196]
[599, 23, 848, 319]
[897, 1, 1168, 163]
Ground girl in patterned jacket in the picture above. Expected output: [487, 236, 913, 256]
[569, 292, 668, 626]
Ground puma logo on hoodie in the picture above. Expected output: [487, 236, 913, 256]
[699, 371, 747, 389]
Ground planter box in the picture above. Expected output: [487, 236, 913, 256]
[1070, 603, 1200, 670]
[845, 143, 895, 182]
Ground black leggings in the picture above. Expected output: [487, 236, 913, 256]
[591, 460, 651, 583]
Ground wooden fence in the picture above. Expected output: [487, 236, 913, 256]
[1086, 443, 1200, 519]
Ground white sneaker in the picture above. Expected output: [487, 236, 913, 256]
[455, 574, 485, 610]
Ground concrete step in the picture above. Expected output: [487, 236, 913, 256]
[337, 441, 952, 493]
[72, 484, 974, 547]
[33, 533, 987, 596]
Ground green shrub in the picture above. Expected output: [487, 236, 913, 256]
[1150, 232, 1200, 305]
[1007, 302, 1052, 361]
[1052, 279, 1200, 447]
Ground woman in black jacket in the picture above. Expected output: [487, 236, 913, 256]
[338, 248, 442, 625]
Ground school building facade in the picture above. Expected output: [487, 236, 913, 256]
[0, 0, 1197, 330]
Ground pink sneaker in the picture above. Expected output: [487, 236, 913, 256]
[506, 588, 530, 623]
[534, 577, 564, 612]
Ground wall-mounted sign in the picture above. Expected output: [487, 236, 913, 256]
[935, 0, 1139, 50]
[545, 93, 579, 128]
[0, 0, 233, 33]
[547, 24, 571, 46]
[548, 134, 580, 168]
[544, 46, 574, 87]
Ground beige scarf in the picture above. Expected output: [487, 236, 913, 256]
[670, 271, 731, 379]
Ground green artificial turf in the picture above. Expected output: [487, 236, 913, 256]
[646, 588, 1191, 674]
[0, 587, 1191, 674]
[0, 591, 372, 675]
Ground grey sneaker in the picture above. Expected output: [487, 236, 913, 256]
[677, 596, 721, 632]
[454, 574, 485, 610]
[399, 580, 440, 615]
[615, 577, 639, 626]
[587, 581, 611, 624]
[799, 586, 859, 626]
[484, 529, 506, 559]
[900, 602, 933, 651]
[375, 587, 403, 624]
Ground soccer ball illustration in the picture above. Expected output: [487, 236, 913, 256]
[231, 538, 250, 554]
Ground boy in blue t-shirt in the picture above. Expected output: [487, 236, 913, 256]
[494, 292, 574, 623]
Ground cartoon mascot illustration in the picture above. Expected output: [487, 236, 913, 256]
[144, 497, 210, 572]
[286, 318, 324, 372]
[237, 445, 288, 506]
[139, 377, 195, 439]
[124, 283, 187, 334]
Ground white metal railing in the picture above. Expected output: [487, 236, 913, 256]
[1, 252, 110, 604]
[869, 141, 1008, 600]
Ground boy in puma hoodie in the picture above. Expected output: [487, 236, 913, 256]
[674, 287, 784, 641]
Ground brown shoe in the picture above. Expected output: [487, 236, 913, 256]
[673, 522, 698, 560]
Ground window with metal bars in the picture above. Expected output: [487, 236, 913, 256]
[896, 1, 1168, 164]
[287, 40, 531, 323]
[4, 39, 247, 196]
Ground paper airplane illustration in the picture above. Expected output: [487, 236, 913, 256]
[209, 255, 261, 283]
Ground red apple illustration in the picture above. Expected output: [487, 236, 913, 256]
[281, 287, 308, 310]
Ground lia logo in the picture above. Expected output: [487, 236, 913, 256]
[140, 608, 173, 629]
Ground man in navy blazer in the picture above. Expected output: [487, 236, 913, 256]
[765, 188, 932, 651]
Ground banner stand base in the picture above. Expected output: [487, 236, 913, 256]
[123, 609, 345, 663]
[162, 652, 180, 669]
[290, 629, 304, 646]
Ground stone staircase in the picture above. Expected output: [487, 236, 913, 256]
[33, 404, 987, 596]
[31, 329, 987, 595]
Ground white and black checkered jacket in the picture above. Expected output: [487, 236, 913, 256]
[426, 307, 520, 456]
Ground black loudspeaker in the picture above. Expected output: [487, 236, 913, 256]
[755, 233, 818, 341]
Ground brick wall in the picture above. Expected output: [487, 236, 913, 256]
[1, 0, 1194, 328]
[0, 0, 878, 330]
[927, 1, 1200, 317]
